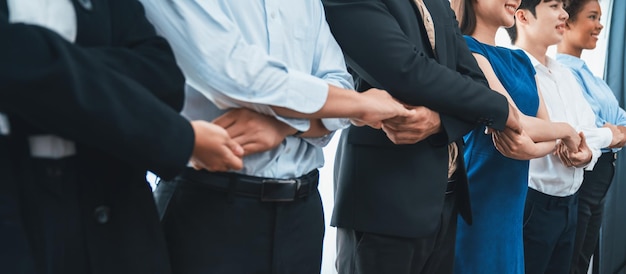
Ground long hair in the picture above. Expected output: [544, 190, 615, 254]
[450, 0, 477, 35]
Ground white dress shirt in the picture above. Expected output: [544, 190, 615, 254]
[525, 53, 612, 196]
[140, 0, 353, 178]
[4, 0, 77, 158]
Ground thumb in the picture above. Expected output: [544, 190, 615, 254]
[578, 132, 587, 149]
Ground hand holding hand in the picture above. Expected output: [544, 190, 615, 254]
[491, 128, 538, 160]
[560, 127, 582, 152]
[213, 108, 293, 156]
[350, 88, 410, 129]
[189, 120, 244, 172]
[556, 132, 592, 167]
[381, 105, 441, 144]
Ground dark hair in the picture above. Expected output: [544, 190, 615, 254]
[563, 0, 598, 22]
[450, 0, 477, 35]
[505, 0, 562, 44]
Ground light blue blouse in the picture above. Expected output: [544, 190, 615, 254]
[557, 53, 626, 152]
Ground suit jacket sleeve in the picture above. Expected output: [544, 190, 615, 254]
[323, 0, 509, 142]
[83, 0, 186, 111]
[0, 18, 192, 179]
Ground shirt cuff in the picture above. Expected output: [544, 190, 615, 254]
[275, 116, 310, 132]
[321, 118, 351, 132]
[581, 127, 613, 151]
[301, 131, 337, 147]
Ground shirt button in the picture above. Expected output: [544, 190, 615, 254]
[270, 12, 276, 19]
[94, 206, 111, 224]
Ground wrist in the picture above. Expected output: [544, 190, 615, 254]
[291, 129, 305, 137]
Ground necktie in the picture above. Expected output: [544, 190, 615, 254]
[414, 0, 458, 179]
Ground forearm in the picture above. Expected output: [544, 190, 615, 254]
[272, 84, 364, 119]
[530, 140, 557, 158]
[522, 116, 576, 142]
[0, 22, 193, 178]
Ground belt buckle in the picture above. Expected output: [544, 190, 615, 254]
[260, 179, 300, 202]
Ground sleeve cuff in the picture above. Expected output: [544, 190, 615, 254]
[321, 118, 351, 132]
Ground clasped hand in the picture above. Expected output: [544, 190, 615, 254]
[555, 132, 592, 168]
[380, 105, 442, 144]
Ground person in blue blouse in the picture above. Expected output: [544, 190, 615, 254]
[557, 0, 626, 273]
[450, 0, 583, 273]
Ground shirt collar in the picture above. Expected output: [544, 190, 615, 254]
[556, 53, 586, 70]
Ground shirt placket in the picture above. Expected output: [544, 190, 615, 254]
[265, 0, 283, 57]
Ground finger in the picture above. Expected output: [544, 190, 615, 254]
[557, 153, 571, 167]
[494, 130, 517, 148]
[222, 149, 244, 171]
[382, 128, 400, 144]
[226, 139, 244, 157]
[556, 147, 571, 166]
[223, 121, 250, 139]
[368, 121, 383, 129]
[492, 132, 513, 155]
[241, 143, 263, 156]
[212, 110, 238, 128]
[189, 159, 203, 170]
[381, 122, 402, 132]
[561, 147, 575, 167]
[350, 119, 366, 127]
[231, 130, 256, 146]
[578, 132, 588, 150]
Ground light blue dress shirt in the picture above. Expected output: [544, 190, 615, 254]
[557, 53, 626, 152]
[140, 0, 354, 178]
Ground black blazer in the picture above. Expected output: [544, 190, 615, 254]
[324, 0, 510, 238]
[0, 1, 192, 273]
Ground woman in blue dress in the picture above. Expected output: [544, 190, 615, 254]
[450, 0, 582, 273]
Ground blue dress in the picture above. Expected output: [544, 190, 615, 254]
[454, 36, 539, 274]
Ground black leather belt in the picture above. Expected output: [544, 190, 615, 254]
[178, 168, 319, 202]
[600, 151, 617, 161]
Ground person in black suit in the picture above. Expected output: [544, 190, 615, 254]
[0, 1, 244, 274]
[322, 0, 523, 273]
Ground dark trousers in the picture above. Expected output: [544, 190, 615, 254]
[154, 169, 325, 274]
[17, 157, 91, 274]
[570, 152, 616, 274]
[336, 191, 458, 274]
[524, 188, 578, 274]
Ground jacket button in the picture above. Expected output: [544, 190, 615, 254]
[94, 206, 110, 224]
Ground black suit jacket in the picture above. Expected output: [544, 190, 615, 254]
[0, 1, 192, 273]
[324, 0, 510, 238]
